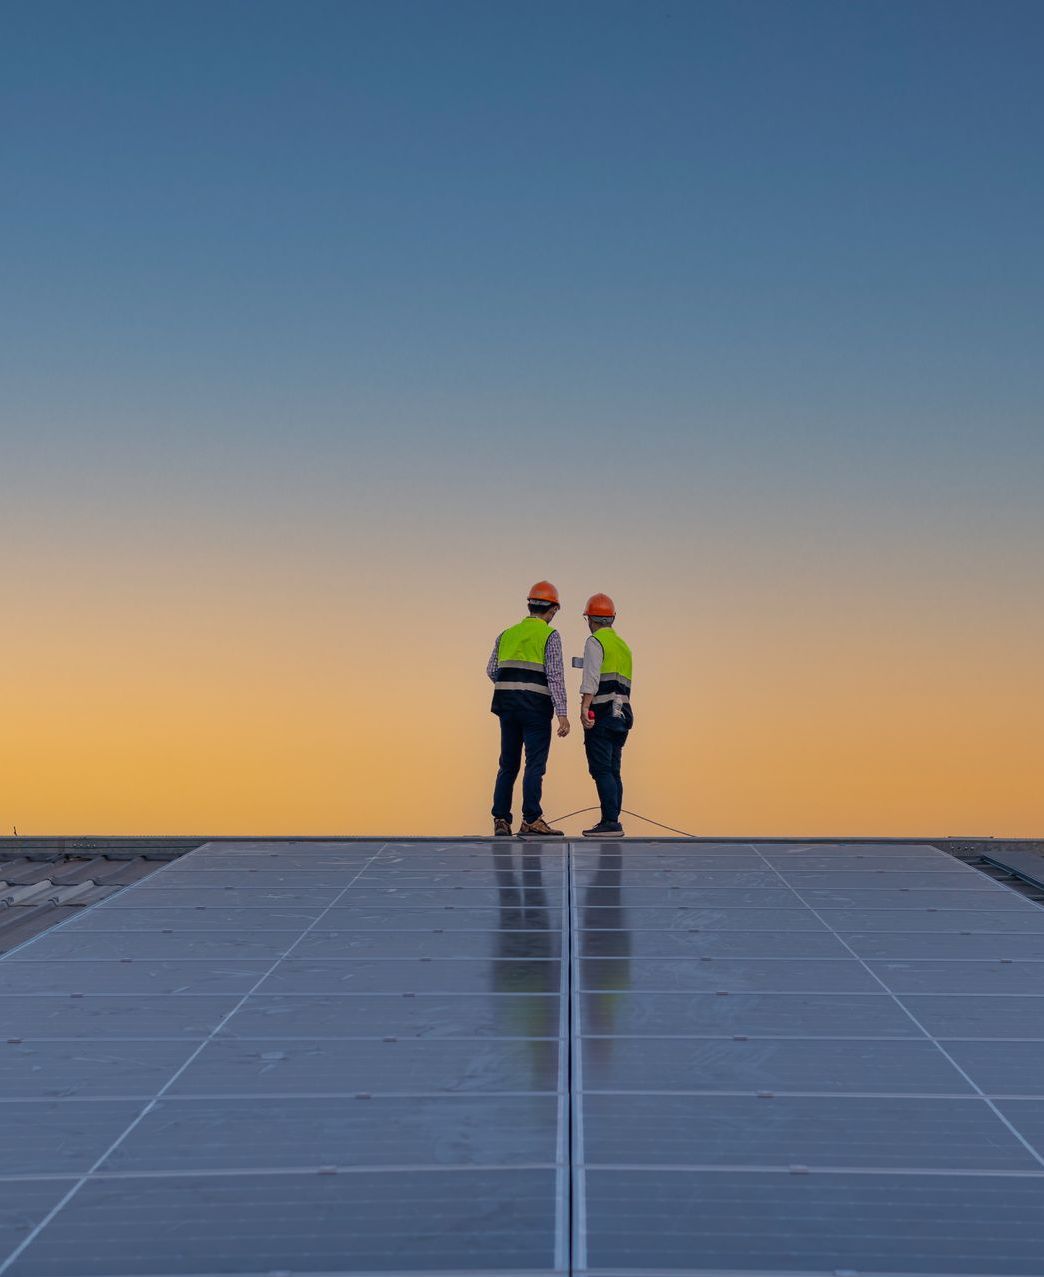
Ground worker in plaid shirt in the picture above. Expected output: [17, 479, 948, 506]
[486, 581, 570, 838]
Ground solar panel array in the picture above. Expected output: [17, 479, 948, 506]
[0, 840, 569, 1275]
[2, 838, 1044, 1275]
[571, 841, 1044, 1275]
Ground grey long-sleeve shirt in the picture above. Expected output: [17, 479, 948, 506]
[579, 634, 604, 696]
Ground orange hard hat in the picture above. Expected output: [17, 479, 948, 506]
[584, 592, 616, 618]
[527, 580, 561, 606]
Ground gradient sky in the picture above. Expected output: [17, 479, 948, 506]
[2, 0, 1042, 835]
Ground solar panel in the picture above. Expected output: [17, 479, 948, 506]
[570, 840, 1044, 1275]
[0, 839, 569, 1275]
[3, 837, 1044, 1275]
[981, 848, 1044, 893]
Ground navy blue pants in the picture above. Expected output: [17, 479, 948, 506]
[492, 710, 553, 824]
[584, 724, 628, 823]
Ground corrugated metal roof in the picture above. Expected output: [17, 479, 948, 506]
[0, 851, 191, 954]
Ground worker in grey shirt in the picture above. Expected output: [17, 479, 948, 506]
[578, 592, 633, 838]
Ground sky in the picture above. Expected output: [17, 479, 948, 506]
[2, 0, 1042, 836]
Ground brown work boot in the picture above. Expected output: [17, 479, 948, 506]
[493, 818, 512, 837]
[518, 817, 564, 838]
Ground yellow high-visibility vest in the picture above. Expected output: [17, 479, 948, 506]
[491, 617, 554, 715]
[591, 627, 632, 724]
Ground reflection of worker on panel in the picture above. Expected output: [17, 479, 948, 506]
[487, 581, 571, 838]
[580, 843, 632, 1079]
[579, 593, 633, 839]
[490, 843, 559, 1089]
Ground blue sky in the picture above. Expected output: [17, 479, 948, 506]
[5, 0, 1043, 437]
[5, 0, 1043, 590]
[2, 1, 1043, 833]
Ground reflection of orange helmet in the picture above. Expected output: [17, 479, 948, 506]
[528, 580, 560, 606]
[584, 592, 616, 618]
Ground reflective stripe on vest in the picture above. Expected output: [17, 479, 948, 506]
[592, 627, 633, 709]
[492, 618, 554, 713]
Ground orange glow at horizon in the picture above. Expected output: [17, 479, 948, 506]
[4, 0, 1044, 843]
[5, 530, 1041, 837]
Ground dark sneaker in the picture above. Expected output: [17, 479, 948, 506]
[581, 821, 624, 838]
[518, 818, 565, 838]
[493, 818, 512, 837]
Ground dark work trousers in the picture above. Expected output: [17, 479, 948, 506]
[584, 723, 629, 823]
[491, 709, 553, 825]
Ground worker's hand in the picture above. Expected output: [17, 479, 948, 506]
[556, 716, 571, 738]
[582, 710, 595, 730]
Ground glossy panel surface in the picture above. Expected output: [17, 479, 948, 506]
[168, 1036, 562, 1095]
[903, 993, 1044, 1038]
[582, 1092, 1038, 1169]
[13, 1171, 560, 1276]
[581, 989, 922, 1037]
[0, 1039, 201, 1098]
[572, 840, 1044, 1275]
[0, 994, 237, 1039]
[0, 1184, 76, 1269]
[0, 839, 568, 1275]
[219, 991, 561, 1039]
[583, 1169, 1044, 1274]
[104, 1093, 560, 1172]
[4, 837, 1043, 1275]
[0, 1103, 143, 1175]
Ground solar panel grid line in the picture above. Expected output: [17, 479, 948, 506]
[1, 990, 564, 1000]
[553, 1163, 1044, 1178]
[569, 842, 589, 1276]
[6, 957, 563, 965]
[94, 1271, 564, 1277]
[579, 1033, 971, 1041]
[0, 1089, 559, 1101]
[579, 900, 1035, 911]
[101, 1035, 563, 1042]
[0, 1162, 572, 1182]
[3, 989, 574, 997]
[744, 842, 1044, 1175]
[15, 1085, 1040, 1101]
[572, 987, 1043, 996]
[7, 1160, 1044, 1182]
[576, 1088, 997, 1099]
[553, 929, 1044, 939]
[20, 925, 560, 930]
[0, 841, 391, 1277]
[574, 1271, 1037, 1277]
[554, 847, 570, 1275]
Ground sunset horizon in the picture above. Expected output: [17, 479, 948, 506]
[4, 1, 1041, 838]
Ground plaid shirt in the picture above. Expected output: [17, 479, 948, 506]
[487, 628, 568, 717]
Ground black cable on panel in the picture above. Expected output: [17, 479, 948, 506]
[547, 805, 699, 839]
